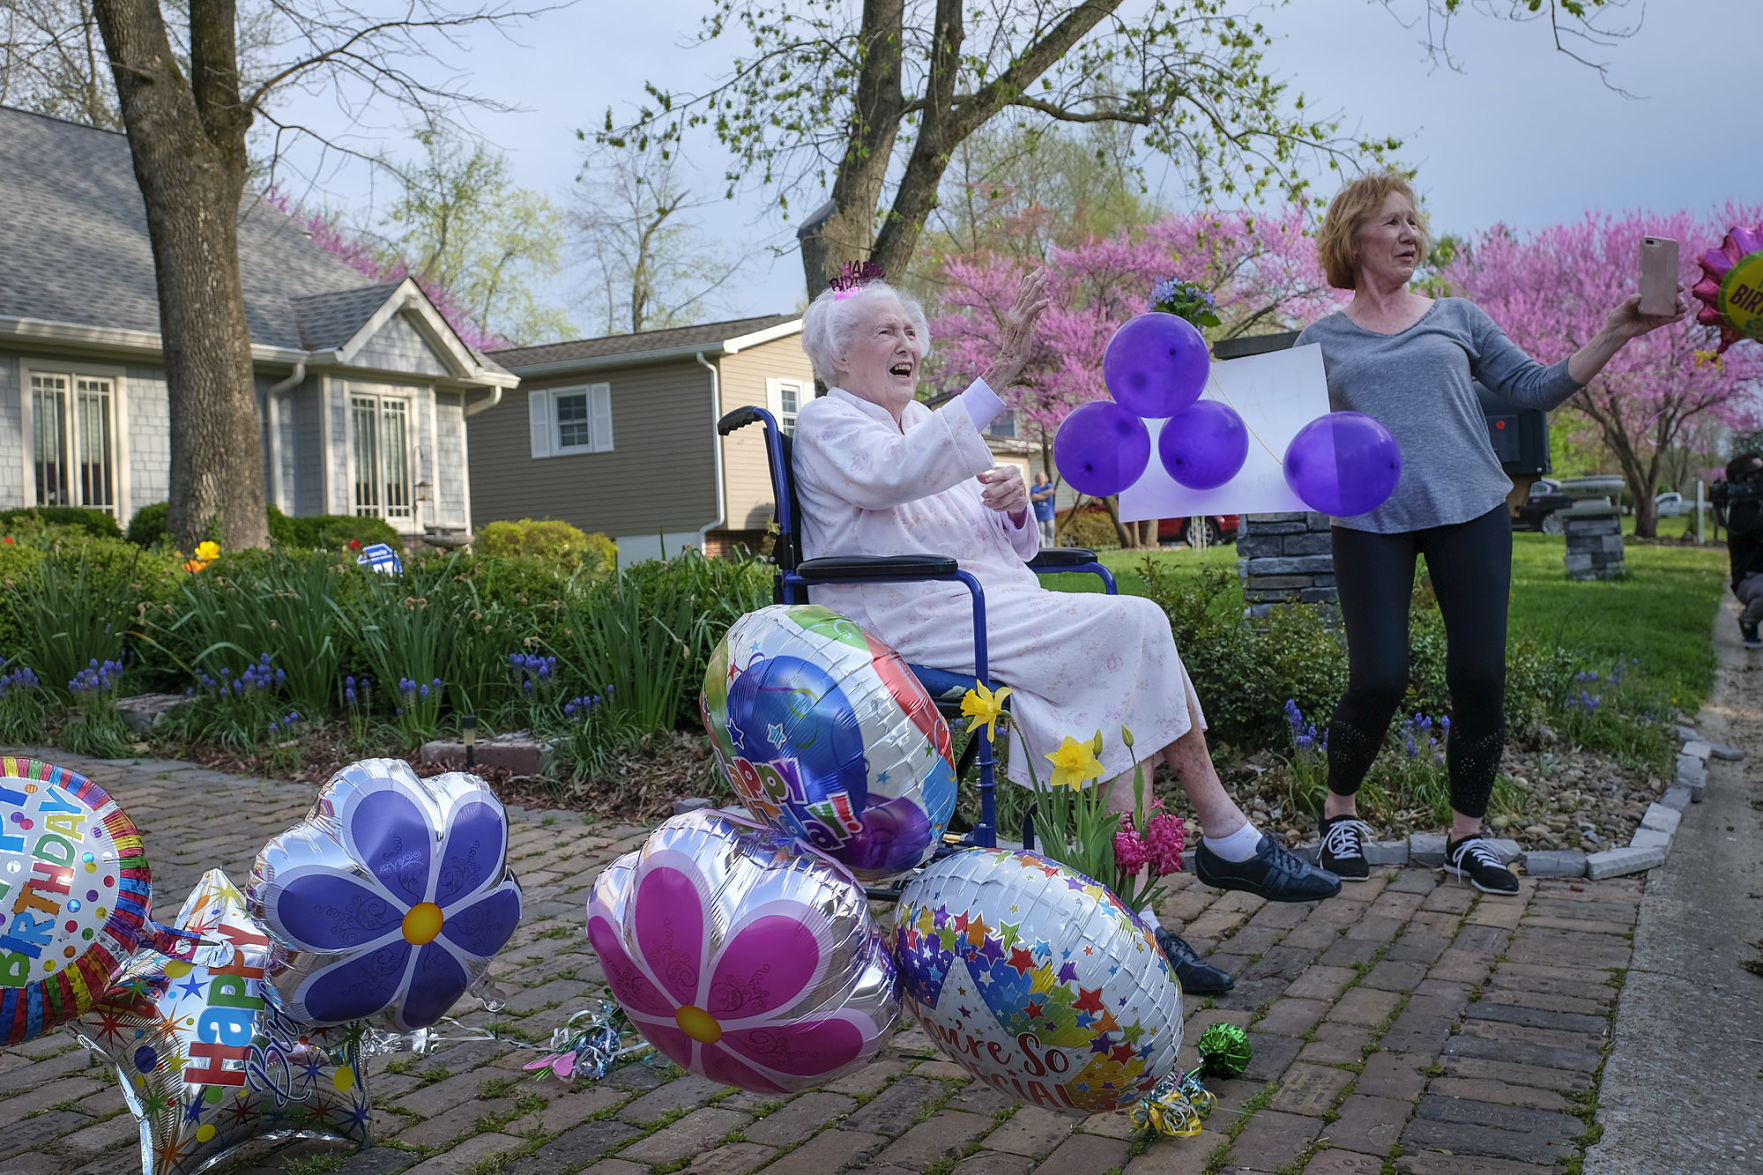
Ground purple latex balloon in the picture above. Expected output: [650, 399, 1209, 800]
[1054, 401, 1152, 497]
[1102, 313, 1211, 418]
[1158, 401, 1248, 491]
[1283, 412, 1402, 516]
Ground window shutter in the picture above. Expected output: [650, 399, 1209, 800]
[528, 389, 551, 458]
[591, 383, 614, 452]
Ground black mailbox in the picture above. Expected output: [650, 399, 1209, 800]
[1212, 330, 1551, 477]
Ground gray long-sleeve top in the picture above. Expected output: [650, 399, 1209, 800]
[1295, 297, 1582, 534]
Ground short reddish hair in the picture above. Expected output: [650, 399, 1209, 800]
[1315, 171, 1431, 290]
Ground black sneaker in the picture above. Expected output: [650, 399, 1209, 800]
[1154, 929, 1234, 995]
[1741, 619, 1762, 650]
[1443, 835, 1520, 895]
[1194, 833, 1342, 902]
[1318, 816, 1373, 882]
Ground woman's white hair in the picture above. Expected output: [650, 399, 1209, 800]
[799, 280, 932, 387]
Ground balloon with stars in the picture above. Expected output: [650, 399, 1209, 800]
[894, 848, 1183, 1116]
[74, 869, 371, 1175]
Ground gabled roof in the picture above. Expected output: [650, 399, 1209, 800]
[0, 105, 510, 385]
[492, 313, 801, 373]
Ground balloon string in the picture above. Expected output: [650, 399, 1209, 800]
[1202, 370, 1285, 465]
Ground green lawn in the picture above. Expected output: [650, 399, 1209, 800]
[1044, 533, 1730, 711]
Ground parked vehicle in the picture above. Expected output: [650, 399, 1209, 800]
[1158, 515, 1241, 547]
[1514, 478, 1574, 533]
[1654, 491, 1696, 517]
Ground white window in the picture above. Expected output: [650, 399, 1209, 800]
[528, 383, 613, 458]
[766, 377, 808, 435]
[29, 371, 117, 515]
[350, 393, 413, 519]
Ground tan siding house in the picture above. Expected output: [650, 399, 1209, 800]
[477, 315, 813, 563]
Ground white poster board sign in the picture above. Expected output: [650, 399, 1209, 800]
[1117, 342, 1330, 523]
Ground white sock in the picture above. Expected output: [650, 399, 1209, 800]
[1202, 823, 1264, 863]
[1137, 905, 1163, 931]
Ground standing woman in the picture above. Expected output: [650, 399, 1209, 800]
[1297, 171, 1688, 894]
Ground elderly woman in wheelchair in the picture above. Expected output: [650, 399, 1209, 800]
[789, 271, 1341, 996]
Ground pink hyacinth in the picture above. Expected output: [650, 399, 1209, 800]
[1145, 809, 1187, 876]
[1113, 822, 1150, 875]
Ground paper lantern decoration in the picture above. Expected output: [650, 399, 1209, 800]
[1282, 411, 1402, 517]
[249, 759, 522, 1032]
[1053, 401, 1152, 498]
[702, 604, 956, 883]
[0, 756, 153, 1045]
[1158, 401, 1249, 491]
[587, 809, 899, 1093]
[1692, 224, 1763, 350]
[78, 869, 371, 1174]
[894, 848, 1183, 1116]
[1102, 313, 1211, 418]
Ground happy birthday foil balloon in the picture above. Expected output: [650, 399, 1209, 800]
[701, 604, 957, 883]
[1692, 224, 1763, 350]
[894, 847, 1183, 1116]
[0, 756, 152, 1045]
[76, 869, 371, 1175]
[587, 808, 899, 1093]
[248, 758, 522, 1032]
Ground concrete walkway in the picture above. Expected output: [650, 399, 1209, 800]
[2, 652, 1751, 1175]
[1584, 599, 1763, 1175]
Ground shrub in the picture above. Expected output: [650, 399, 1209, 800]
[126, 501, 170, 547]
[479, 519, 601, 566]
[267, 511, 402, 552]
[0, 506, 122, 540]
[1056, 505, 1122, 550]
[266, 503, 301, 546]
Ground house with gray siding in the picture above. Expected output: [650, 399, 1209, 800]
[478, 316, 815, 563]
[0, 106, 515, 539]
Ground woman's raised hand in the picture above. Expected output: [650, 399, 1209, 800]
[982, 269, 1052, 392]
[1605, 286, 1692, 341]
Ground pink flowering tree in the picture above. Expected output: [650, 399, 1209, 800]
[932, 206, 1342, 543]
[1447, 206, 1763, 538]
[265, 191, 509, 352]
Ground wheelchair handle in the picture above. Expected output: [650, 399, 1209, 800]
[718, 405, 765, 436]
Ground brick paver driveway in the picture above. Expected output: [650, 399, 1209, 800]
[1, 752, 1634, 1175]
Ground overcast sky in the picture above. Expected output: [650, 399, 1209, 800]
[282, 1, 1762, 332]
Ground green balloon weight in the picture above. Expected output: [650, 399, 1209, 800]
[1194, 1023, 1252, 1080]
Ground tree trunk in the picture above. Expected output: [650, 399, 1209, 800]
[96, 0, 269, 551]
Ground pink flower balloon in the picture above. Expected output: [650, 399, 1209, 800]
[587, 810, 899, 1093]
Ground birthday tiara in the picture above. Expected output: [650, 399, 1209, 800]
[830, 260, 886, 299]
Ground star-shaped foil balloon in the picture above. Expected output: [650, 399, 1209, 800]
[74, 869, 372, 1174]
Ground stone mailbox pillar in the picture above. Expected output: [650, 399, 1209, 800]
[1237, 512, 1337, 618]
[1556, 476, 1627, 581]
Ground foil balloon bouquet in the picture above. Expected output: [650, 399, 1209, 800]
[0, 753, 526, 1175]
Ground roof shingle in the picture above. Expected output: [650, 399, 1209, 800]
[491, 313, 798, 369]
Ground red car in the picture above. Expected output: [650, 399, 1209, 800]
[1158, 515, 1241, 547]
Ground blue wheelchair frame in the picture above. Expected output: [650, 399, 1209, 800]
[717, 404, 1119, 852]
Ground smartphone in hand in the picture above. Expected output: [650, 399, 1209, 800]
[1639, 236, 1679, 316]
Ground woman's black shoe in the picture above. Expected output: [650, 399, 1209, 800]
[1318, 816, 1373, 882]
[1154, 929, 1234, 995]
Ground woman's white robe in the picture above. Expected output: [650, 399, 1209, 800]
[792, 386, 1203, 786]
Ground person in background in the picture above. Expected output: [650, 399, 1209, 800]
[1296, 170, 1689, 895]
[1715, 452, 1763, 649]
[1030, 471, 1058, 547]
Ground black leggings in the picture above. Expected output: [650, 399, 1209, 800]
[1326, 504, 1512, 820]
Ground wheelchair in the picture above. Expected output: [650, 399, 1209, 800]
[716, 403, 1120, 861]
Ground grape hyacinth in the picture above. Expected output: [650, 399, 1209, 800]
[0, 665, 39, 699]
[69, 659, 124, 695]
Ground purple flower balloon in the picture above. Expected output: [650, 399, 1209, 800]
[1158, 401, 1248, 490]
[1102, 313, 1210, 418]
[250, 759, 522, 1032]
[1053, 401, 1151, 497]
[1283, 412, 1402, 517]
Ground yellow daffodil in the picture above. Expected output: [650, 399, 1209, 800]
[194, 540, 220, 562]
[1045, 735, 1104, 790]
[960, 682, 1012, 743]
